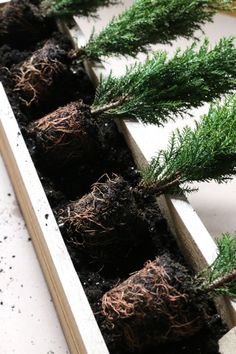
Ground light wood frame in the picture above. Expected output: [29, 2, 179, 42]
[0, 4, 235, 352]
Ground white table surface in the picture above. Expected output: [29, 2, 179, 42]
[0, 154, 69, 354]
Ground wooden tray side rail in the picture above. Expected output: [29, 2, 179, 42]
[0, 83, 109, 354]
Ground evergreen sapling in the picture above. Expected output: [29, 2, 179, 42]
[80, 0, 236, 60]
[0, 0, 116, 47]
[39, 0, 235, 20]
[12, 0, 236, 106]
[101, 233, 236, 350]
[28, 38, 236, 163]
[55, 94, 236, 262]
[140, 94, 236, 195]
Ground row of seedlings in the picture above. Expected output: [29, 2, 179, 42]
[1, 0, 236, 352]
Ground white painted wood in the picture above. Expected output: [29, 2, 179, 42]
[219, 326, 236, 354]
[0, 0, 9, 5]
[0, 83, 109, 354]
[61, 8, 236, 328]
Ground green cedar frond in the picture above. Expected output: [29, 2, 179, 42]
[92, 37, 236, 124]
[40, 0, 118, 17]
[200, 233, 236, 297]
[84, 0, 236, 59]
[140, 94, 236, 195]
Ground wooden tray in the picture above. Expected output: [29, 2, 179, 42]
[0, 5, 235, 353]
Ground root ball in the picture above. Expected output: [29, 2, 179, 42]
[27, 100, 99, 168]
[102, 255, 205, 350]
[58, 175, 148, 263]
[13, 39, 69, 106]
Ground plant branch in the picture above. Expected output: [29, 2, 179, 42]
[91, 96, 128, 116]
[140, 95, 236, 196]
[84, 0, 236, 59]
[139, 174, 181, 195]
[204, 269, 236, 294]
[92, 38, 236, 125]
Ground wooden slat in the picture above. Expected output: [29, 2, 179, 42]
[0, 0, 9, 7]
[63, 16, 236, 328]
[222, 1, 236, 17]
[0, 83, 109, 354]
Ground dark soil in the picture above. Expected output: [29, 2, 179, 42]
[0, 31, 95, 121]
[101, 254, 218, 351]
[60, 184, 227, 354]
[57, 175, 154, 271]
[12, 39, 70, 107]
[0, 18, 228, 354]
[0, 45, 32, 68]
[0, 0, 55, 48]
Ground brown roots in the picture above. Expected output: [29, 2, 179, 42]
[101, 255, 205, 350]
[0, 0, 51, 48]
[27, 100, 99, 168]
[58, 175, 148, 263]
[13, 40, 68, 106]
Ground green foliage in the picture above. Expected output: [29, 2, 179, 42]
[40, 0, 118, 17]
[201, 233, 236, 297]
[141, 94, 236, 195]
[92, 37, 236, 125]
[84, 0, 236, 59]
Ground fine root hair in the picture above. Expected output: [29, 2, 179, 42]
[13, 40, 67, 106]
[102, 255, 203, 349]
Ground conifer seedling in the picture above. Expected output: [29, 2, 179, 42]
[0, 0, 116, 47]
[28, 38, 236, 163]
[55, 93, 236, 262]
[140, 94, 236, 196]
[77, 0, 236, 60]
[13, 0, 236, 106]
[101, 233, 236, 350]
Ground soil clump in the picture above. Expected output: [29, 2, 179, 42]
[12, 38, 71, 107]
[101, 255, 206, 350]
[57, 175, 153, 268]
[0, 0, 54, 48]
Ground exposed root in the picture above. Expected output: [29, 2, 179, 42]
[27, 100, 98, 167]
[101, 255, 204, 349]
[13, 40, 68, 106]
[58, 175, 148, 262]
